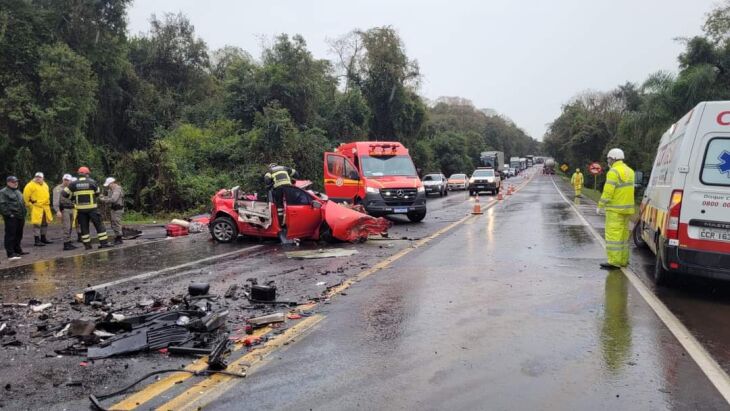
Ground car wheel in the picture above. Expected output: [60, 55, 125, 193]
[210, 216, 238, 243]
[444, 188, 449, 196]
[632, 222, 648, 249]
[407, 210, 426, 223]
[319, 222, 341, 244]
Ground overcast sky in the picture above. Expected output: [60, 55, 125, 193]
[128, 0, 717, 140]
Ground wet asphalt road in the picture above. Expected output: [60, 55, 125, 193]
[204, 175, 729, 410]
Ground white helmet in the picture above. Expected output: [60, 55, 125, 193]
[607, 148, 625, 160]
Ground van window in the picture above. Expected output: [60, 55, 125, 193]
[327, 155, 345, 177]
[700, 137, 730, 187]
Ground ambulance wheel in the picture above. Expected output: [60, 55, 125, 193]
[407, 210, 426, 223]
[632, 223, 648, 249]
[653, 245, 670, 286]
[211, 216, 238, 243]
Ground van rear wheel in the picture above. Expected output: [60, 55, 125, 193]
[653, 246, 670, 286]
[632, 222, 648, 249]
[407, 210, 426, 223]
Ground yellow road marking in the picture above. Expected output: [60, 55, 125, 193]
[552, 177, 730, 405]
[155, 315, 325, 411]
[111, 326, 273, 410]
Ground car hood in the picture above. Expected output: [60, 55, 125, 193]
[422, 180, 442, 186]
[323, 202, 392, 242]
[366, 176, 421, 189]
[473, 177, 495, 183]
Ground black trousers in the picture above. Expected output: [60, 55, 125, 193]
[78, 210, 109, 244]
[3, 216, 24, 257]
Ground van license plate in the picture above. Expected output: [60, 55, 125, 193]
[699, 228, 730, 242]
[394, 208, 408, 213]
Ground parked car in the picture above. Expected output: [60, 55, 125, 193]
[209, 182, 391, 244]
[509, 168, 517, 177]
[469, 167, 501, 195]
[634, 101, 730, 285]
[447, 173, 469, 190]
[422, 173, 448, 197]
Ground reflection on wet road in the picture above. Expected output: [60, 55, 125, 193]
[209, 175, 727, 410]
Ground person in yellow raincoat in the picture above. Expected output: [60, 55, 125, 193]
[570, 168, 584, 197]
[23, 172, 54, 247]
[597, 149, 635, 270]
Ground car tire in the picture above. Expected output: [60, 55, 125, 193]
[407, 210, 426, 223]
[210, 216, 238, 243]
[444, 188, 449, 196]
[319, 223, 341, 244]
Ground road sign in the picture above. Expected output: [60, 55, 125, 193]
[588, 162, 603, 175]
[560, 164, 569, 172]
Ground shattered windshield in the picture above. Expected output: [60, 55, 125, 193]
[361, 155, 417, 177]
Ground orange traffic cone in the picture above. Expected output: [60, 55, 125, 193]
[497, 192, 503, 201]
[472, 195, 483, 214]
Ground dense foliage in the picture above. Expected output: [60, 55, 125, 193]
[0, 1, 538, 213]
[544, 1, 730, 185]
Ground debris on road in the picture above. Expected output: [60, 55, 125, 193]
[247, 312, 285, 327]
[30, 302, 52, 312]
[285, 248, 358, 259]
[188, 282, 210, 296]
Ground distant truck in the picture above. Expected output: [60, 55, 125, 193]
[480, 151, 504, 176]
[543, 158, 556, 175]
[510, 156, 521, 172]
[526, 155, 534, 167]
[519, 158, 527, 170]
[323, 141, 427, 222]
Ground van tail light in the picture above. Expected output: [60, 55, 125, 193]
[665, 190, 683, 240]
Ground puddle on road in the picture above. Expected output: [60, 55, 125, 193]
[600, 271, 632, 375]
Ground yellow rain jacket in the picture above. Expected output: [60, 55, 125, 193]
[598, 161, 635, 214]
[23, 180, 54, 225]
[570, 171, 584, 189]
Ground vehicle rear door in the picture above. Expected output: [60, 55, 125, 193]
[284, 188, 322, 238]
[683, 132, 730, 253]
[324, 153, 360, 202]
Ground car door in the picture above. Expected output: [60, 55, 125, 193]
[283, 187, 322, 238]
[324, 153, 360, 202]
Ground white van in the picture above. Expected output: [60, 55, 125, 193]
[635, 101, 730, 284]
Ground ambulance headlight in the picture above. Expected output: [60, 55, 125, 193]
[417, 186, 425, 193]
[366, 186, 380, 194]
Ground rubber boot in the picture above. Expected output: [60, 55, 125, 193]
[63, 242, 78, 251]
[98, 240, 113, 249]
[114, 236, 123, 245]
[83, 242, 92, 250]
[41, 235, 53, 244]
[278, 228, 297, 246]
[34, 236, 45, 247]
[77, 233, 83, 243]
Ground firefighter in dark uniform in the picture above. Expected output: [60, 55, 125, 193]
[62, 166, 112, 250]
[264, 163, 299, 243]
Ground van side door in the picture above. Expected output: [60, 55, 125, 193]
[323, 153, 360, 203]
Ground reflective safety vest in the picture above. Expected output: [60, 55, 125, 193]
[63, 177, 100, 211]
[265, 167, 296, 189]
[599, 161, 635, 215]
[571, 171, 584, 187]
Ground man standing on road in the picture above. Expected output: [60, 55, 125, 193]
[264, 163, 299, 244]
[0, 176, 28, 261]
[62, 166, 112, 250]
[23, 172, 54, 247]
[100, 177, 124, 245]
[53, 174, 77, 251]
[597, 148, 635, 270]
[570, 168, 584, 197]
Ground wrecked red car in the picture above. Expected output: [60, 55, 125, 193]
[209, 182, 391, 243]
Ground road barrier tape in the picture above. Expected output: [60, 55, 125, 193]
[551, 177, 730, 404]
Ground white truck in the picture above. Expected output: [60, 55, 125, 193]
[634, 101, 730, 284]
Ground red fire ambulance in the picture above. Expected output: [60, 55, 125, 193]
[323, 142, 427, 222]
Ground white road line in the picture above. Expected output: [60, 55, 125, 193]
[551, 177, 730, 404]
[88, 245, 264, 291]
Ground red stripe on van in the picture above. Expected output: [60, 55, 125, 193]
[679, 223, 730, 253]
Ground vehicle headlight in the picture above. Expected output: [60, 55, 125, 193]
[469, 177, 475, 183]
[417, 186, 425, 193]
[366, 186, 379, 194]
